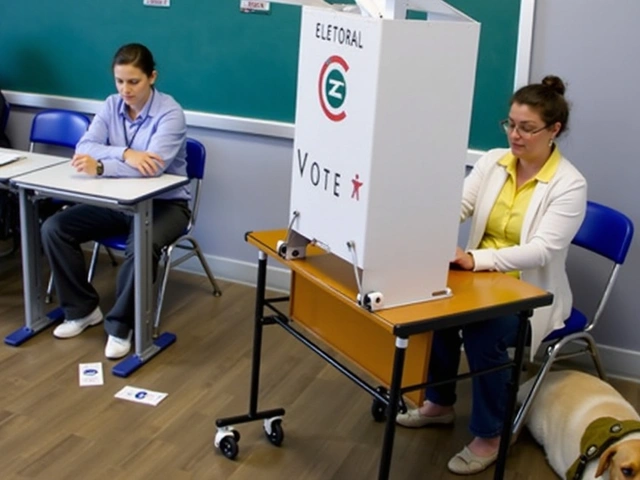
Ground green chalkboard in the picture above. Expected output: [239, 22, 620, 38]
[0, 0, 519, 150]
[447, 0, 519, 150]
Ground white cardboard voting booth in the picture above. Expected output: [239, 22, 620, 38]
[282, 1, 479, 310]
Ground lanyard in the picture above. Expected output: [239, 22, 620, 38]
[123, 117, 145, 148]
[122, 90, 154, 148]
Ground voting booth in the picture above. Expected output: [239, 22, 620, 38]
[282, 1, 480, 310]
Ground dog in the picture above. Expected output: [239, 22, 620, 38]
[518, 370, 640, 479]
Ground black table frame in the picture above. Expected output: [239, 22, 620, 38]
[216, 244, 553, 479]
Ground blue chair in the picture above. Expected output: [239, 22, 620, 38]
[29, 109, 91, 151]
[87, 137, 222, 336]
[0, 96, 11, 148]
[34, 109, 93, 303]
[0, 97, 9, 132]
[513, 201, 634, 436]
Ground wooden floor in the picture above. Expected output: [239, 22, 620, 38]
[1, 252, 639, 480]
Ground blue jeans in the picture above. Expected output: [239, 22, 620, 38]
[425, 315, 520, 438]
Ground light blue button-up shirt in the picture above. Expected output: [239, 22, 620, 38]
[76, 89, 190, 200]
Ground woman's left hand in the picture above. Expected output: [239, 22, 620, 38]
[71, 154, 99, 176]
[452, 246, 475, 271]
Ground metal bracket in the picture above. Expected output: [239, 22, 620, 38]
[357, 291, 385, 311]
[277, 212, 309, 260]
[346, 241, 384, 311]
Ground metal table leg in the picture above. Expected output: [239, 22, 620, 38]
[378, 336, 408, 480]
[214, 251, 286, 457]
[494, 310, 530, 479]
[5, 188, 63, 346]
[113, 198, 176, 377]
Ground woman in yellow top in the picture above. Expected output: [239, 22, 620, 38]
[396, 75, 587, 475]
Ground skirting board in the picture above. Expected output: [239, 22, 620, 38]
[550, 344, 640, 384]
[176, 253, 292, 294]
[183, 255, 640, 382]
[104, 248, 640, 382]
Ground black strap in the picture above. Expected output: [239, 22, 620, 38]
[122, 89, 155, 148]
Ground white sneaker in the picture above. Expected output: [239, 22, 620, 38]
[105, 332, 132, 360]
[53, 307, 103, 339]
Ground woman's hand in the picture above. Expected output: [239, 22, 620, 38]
[452, 246, 475, 271]
[123, 149, 164, 176]
[71, 154, 100, 176]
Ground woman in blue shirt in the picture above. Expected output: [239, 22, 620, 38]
[42, 43, 190, 359]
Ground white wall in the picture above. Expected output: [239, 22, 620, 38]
[531, 0, 640, 378]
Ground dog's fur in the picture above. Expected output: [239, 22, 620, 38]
[518, 370, 640, 479]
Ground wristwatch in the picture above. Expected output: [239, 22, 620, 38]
[96, 160, 104, 176]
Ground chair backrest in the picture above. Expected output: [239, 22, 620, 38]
[29, 109, 91, 151]
[0, 96, 10, 148]
[572, 200, 634, 330]
[184, 137, 207, 231]
[0, 98, 9, 133]
[572, 201, 634, 264]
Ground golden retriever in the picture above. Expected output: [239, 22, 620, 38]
[518, 370, 640, 479]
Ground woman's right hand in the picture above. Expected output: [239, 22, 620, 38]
[123, 148, 164, 176]
[452, 246, 475, 271]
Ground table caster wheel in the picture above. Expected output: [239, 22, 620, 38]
[264, 417, 284, 446]
[219, 436, 238, 459]
[215, 427, 240, 460]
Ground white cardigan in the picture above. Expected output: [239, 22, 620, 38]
[462, 149, 587, 356]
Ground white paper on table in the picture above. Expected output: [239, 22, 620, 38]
[0, 153, 25, 166]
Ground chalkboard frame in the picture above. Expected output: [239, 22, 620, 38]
[0, 0, 535, 149]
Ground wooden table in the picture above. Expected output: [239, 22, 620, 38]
[215, 230, 553, 479]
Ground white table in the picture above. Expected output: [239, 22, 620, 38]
[6, 162, 190, 377]
[0, 148, 68, 185]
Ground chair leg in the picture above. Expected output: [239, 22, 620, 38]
[513, 358, 550, 437]
[513, 340, 565, 437]
[87, 242, 101, 283]
[105, 247, 118, 267]
[190, 237, 222, 296]
[583, 335, 608, 381]
[152, 238, 222, 337]
[153, 249, 172, 338]
[45, 272, 55, 304]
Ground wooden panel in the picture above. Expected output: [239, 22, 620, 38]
[248, 230, 551, 331]
[290, 272, 430, 405]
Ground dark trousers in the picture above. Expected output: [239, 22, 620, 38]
[41, 201, 190, 338]
[425, 315, 519, 438]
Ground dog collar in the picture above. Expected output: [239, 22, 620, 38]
[566, 416, 640, 480]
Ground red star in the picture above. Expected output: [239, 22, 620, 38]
[351, 174, 363, 201]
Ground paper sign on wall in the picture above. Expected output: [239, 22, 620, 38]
[240, 1, 271, 13]
[143, 0, 171, 7]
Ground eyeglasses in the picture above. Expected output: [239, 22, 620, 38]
[500, 119, 548, 138]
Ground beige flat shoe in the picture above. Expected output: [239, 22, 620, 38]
[447, 446, 498, 475]
[395, 408, 455, 428]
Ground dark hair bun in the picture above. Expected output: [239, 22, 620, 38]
[541, 75, 566, 96]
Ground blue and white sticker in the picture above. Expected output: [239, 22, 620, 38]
[115, 386, 168, 406]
